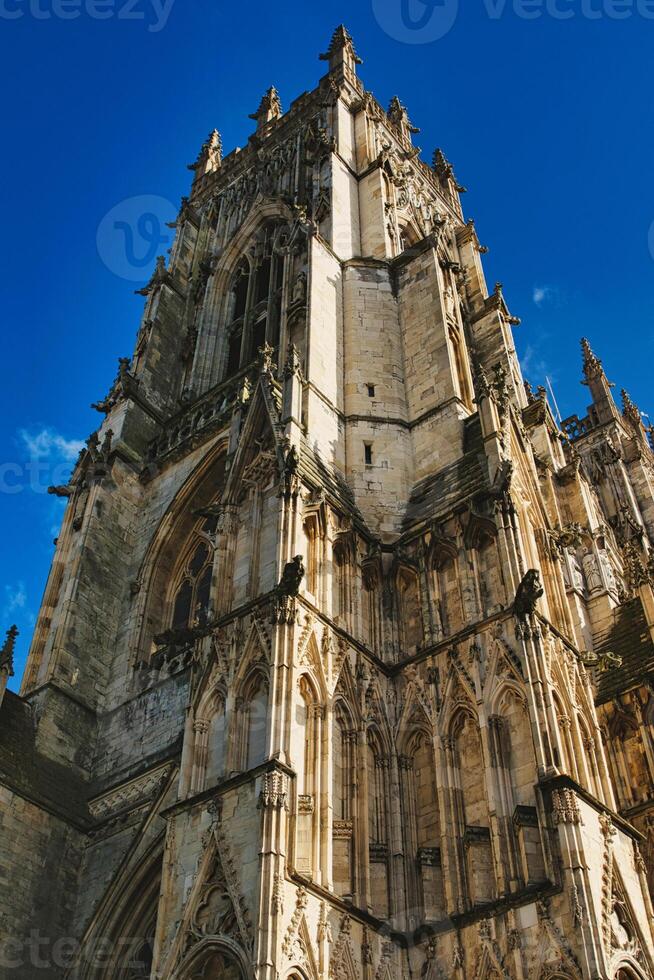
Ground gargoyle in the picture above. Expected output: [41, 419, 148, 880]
[514, 569, 544, 620]
[278, 556, 305, 598]
[578, 649, 623, 673]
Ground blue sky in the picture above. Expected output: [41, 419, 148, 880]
[1, 0, 653, 688]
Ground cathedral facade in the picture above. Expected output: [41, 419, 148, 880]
[3, 25, 654, 980]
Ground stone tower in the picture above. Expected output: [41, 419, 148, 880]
[3, 25, 654, 980]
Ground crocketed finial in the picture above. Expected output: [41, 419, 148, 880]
[388, 96, 420, 135]
[0, 625, 18, 676]
[622, 389, 643, 431]
[581, 338, 603, 382]
[249, 87, 282, 131]
[319, 25, 362, 65]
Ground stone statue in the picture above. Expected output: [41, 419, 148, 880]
[568, 549, 585, 593]
[583, 552, 603, 594]
[599, 550, 618, 593]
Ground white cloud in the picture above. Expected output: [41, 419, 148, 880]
[3, 582, 27, 617]
[533, 286, 551, 307]
[20, 428, 85, 462]
[533, 284, 566, 309]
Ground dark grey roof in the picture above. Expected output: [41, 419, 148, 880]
[300, 439, 367, 526]
[0, 691, 90, 828]
[595, 599, 654, 704]
[402, 414, 488, 531]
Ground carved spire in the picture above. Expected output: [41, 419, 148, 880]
[387, 96, 420, 145]
[433, 148, 467, 195]
[249, 87, 282, 133]
[319, 25, 362, 72]
[622, 389, 645, 434]
[188, 129, 223, 181]
[0, 626, 17, 677]
[581, 338, 604, 383]
[433, 148, 453, 179]
[579, 337, 619, 425]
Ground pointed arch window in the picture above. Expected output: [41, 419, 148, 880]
[332, 700, 356, 901]
[232, 669, 269, 773]
[398, 220, 420, 256]
[399, 727, 444, 924]
[448, 324, 473, 411]
[169, 517, 216, 631]
[222, 222, 287, 380]
[296, 675, 322, 878]
[367, 728, 391, 919]
[450, 710, 495, 908]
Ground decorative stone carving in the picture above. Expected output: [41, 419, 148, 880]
[258, 770, 288, 810]
[89, 763, 172, 820]
[551, 789, 582, 826]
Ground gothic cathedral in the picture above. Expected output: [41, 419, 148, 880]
[3, 26, 654, 980]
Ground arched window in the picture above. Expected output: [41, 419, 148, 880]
[452, 711, 494, 908]
[448, 324, 473, 411]
[553, 692, 576, 779]
[233, 669, 269, 773]
[296, 675, 321, 877]
[225, 259, 250, 378]
[204, 690, 227, 791]
[397, 566, 423, 655]
[222, 223, 286, 380]
[188, 689, 227, 798]
[139, 447, 228, 662]
[398, 221, 420, 255]
[492, 690, 545, 888]
[332, 539, 350, 630]
[577, 714, 601, 799]
[361, 563, 380, 651]
[436, 555, 464, 637]
[332, 700, 356, 900]
[367, 729, 390, 919]
[400, 728, 444, 924]
[475, 533, 503, 617]
[169, 521, 215, 631]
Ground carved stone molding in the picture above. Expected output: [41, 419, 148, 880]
[551, 788, 582, 826]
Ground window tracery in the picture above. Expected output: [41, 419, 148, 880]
[222, 222, 288, 380]
[169, 515, 217, 631]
